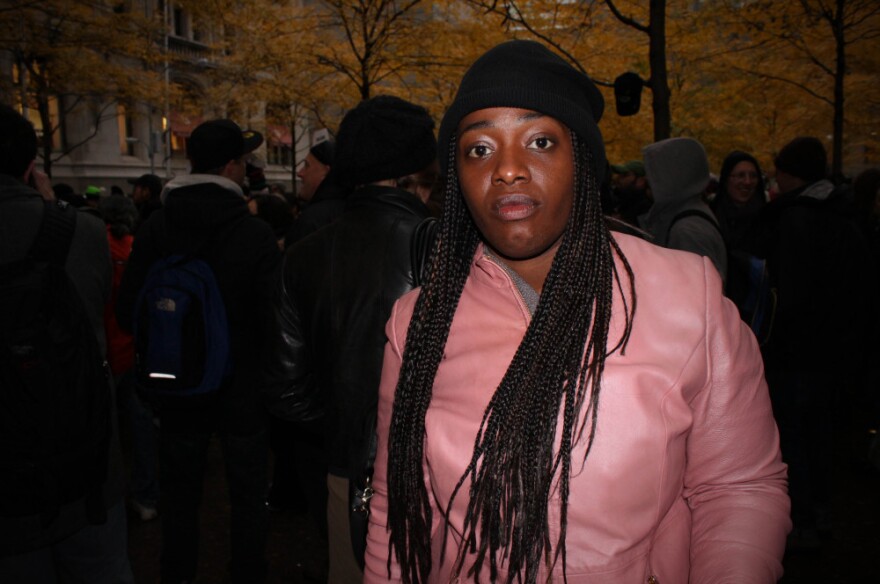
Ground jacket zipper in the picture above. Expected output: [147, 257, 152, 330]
[484, 254, 534, 320]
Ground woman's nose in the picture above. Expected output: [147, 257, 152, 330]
[492, 148, 529, 185]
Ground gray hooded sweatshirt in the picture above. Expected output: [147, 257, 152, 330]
[640, 137, 727, 285]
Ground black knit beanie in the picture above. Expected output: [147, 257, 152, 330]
[774, 136, 827, 183]
[438, 40, 606, 178]
[333, 95, 437, 188]
[310, 140, 335, 166]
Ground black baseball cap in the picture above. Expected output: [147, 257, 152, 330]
[610, 160, 646, 177]
[187, 119, 263, 173]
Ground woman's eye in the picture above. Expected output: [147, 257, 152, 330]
[466, 144, 492, 158]
[529, 136, 554, 150]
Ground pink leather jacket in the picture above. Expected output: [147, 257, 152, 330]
[364, 234, 791, 583]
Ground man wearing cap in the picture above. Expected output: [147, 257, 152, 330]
[750, 136, 875, 551]
[117, 119, 281, 584]
[297, 140, 334, 202]
[285, 139, 349, 247]
[83, 185, 104, 215]
[129, 173, 163, 229]
[612, 159, 646, 187]
[264, 95, 437, 581]
[266, 140, 339, 519]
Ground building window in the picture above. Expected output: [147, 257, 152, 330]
[13, 63, 64, 151]
[173, 7, 186, 37]
[172, 133, 187, 156]
[118, 104, 135, 156]
[267, 144, 293, 166]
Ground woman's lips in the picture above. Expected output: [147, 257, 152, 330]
[495, 194, 537, 221]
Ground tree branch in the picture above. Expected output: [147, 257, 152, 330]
[732, 64, 833, 107]
[604, 0, 648, 34]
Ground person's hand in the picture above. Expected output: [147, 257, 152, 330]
[31, 169, 55, 201]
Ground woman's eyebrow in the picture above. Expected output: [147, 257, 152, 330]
[459, 119, 492, 135]
[518, 112, 545, 122]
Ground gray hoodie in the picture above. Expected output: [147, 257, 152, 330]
[640, 137, 727, 285]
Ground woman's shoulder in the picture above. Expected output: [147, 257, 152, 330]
[611, 230, 723, 332]
[613, 230, 708, 282]
[387, 287, 422, 341]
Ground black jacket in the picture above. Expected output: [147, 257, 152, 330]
[0, 175, 123, 554]
[117, 176, 281, 435]
[264, 185, 431, 477]
[748, 180, 875, 371]
[284, 174, 350, 248]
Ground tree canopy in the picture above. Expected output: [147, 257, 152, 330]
[2, 0, 877, 176]
[0, 0, 167, 175]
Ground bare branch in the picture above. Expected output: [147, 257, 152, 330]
[604, 0, 648, 34]
[732, 64, 833, 107]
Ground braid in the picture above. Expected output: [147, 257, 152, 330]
[387, 136, 480, 583]
[387, 133, 635, 583]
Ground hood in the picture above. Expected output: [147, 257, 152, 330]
[643, 137, 710, 206]
[159, 174, 250, 244]
[800, 179, 835, 201]
[160, 173, 243, 204]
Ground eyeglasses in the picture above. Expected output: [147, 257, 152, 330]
[730, 172, 759, 181]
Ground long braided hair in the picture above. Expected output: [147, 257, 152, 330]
[386, 130, 636, 583]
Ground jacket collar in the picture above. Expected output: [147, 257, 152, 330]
[347, 184, 429, 216]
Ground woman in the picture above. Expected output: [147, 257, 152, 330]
[710, 150, 767, 251]
[710, 151, 769, 326]
[364, 41, 790, 583]
[98, 194, 161, 521]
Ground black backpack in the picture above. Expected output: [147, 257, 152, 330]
[0, 200, 111, 525]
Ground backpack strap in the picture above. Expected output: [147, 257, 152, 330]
[29, 200, 77, 266]
[410, 216, 437, 288]
[666, 208, 722, 241]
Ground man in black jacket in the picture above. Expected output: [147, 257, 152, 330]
[752, 136, 875, 551]
[0, 104, 132, 583]
[117, 119, 281, 584]
[264, 95, 437, 582]
[285, 140, 349, 248]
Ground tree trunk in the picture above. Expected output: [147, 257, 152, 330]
[831, 0, 845, 181]
[649, 0, 671, 141]
[36, 89, 53, 177]
[290, 118, 299, 195]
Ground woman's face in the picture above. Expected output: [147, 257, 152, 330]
[726, 160, 760, 205]
[456, 107, 574, 284]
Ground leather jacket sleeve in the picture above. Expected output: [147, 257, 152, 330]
[685, 255, 790, 582]
[261, 256, 324, 422]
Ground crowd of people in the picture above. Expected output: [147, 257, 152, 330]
[2, 38, 878, 584]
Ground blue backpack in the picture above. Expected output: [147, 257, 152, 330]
[133, 254, 232, 400]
